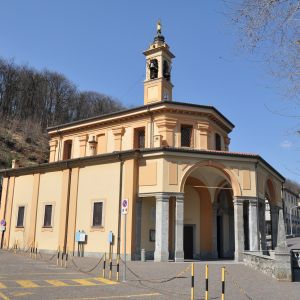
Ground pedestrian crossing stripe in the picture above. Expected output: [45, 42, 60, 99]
[0, 282, 7, 289]
[71, 279, 98, 286]
[46, 280, 69, 287]
[93, 277, 117, 285]
[16, 280, 39, 288]
[0, 278, 118, 289]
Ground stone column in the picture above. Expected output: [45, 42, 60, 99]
[174, 193, 184, 262]
[258, 199, 267, 252]
[271, 206, 279, 249]
[135, 198, 142, 260]
[248, 198, 258, 251]
[233, 197, 244, 262]
[154, 193, 169, 262]
[211, 204, 218, 258]
[276, 208, 287, 250]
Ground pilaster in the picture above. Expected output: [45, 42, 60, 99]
[78, 135, 88, 157]
[197, 121, 211, 150]
[49, 140, 58, 162]
[112, 127, 124, 151]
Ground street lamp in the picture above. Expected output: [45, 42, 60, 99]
[290, 202, 300, 236]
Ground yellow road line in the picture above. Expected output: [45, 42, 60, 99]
[56, 293, 161, 300]
[46, 280, 69, 287]
[93, 278, 117, 285]
[0, 283, 7, 289]
[0, 291, 10, 300]
[16, 280, 39, 288]
[71, 279, 97, 286]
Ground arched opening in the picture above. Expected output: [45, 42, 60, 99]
[182, 164, 237, 259]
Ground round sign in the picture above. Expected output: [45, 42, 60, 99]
[122, 199, 128, 208]
[0, 219, 6, 226]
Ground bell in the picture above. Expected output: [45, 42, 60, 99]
[149, 62, 157, 69]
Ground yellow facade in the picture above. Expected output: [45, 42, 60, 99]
[0, 24, 285, 262]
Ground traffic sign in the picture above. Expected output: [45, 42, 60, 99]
[121, 199, 129, 215]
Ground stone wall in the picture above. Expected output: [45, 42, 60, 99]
[243, 251, 292, 281]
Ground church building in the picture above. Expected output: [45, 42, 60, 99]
[0, 23, 286, 263]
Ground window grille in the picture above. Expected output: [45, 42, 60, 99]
[93, 202, 103, 227]
[17, 206, 25, 227]
[43, 205, 52, 227]
[181, 125, 192, 147]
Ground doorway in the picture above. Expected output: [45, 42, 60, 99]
[184, 225, 194, 259]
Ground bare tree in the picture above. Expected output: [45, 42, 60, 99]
[227, 0, 300, 97]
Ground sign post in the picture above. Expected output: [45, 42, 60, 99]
[121, 199, 129, 282]
[0, 220, 6, 249]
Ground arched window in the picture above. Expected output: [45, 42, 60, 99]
[215, 133, 221, 150]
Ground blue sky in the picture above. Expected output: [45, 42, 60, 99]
[0, 0, 299, 182]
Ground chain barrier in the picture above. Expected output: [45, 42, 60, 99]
[119, 257, 191, 284]
[70, 254, 104, 274]
[225, 269, 253, 300]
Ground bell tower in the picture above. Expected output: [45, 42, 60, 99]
[143, 21, 175, 105]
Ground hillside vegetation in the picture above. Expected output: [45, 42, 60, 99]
[0, 58, 124, 169]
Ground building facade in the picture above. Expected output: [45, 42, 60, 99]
[283, 188, 300, 236]
[0, 25, 286, 262]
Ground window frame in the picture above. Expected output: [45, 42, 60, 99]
[91, 199, 106, 230]
[42, 203, 54, 228]
[134, 126, 146, 149]
[215, 133, 222, 151]
[180, 124, 193, 148]
[16, 205, 26, 228]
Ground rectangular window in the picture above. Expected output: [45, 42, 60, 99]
[215, 133, 221, 150]
[93, 202, 103, 227]
[16, 206, 25, 227]
[134, 127, 145, 149]
[181, 125, 193, 147]
[43, 205, 53, 227]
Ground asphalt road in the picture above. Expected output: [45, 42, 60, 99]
[0, 244, 299, 300]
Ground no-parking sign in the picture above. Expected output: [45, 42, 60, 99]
[121, 199, 129, 215]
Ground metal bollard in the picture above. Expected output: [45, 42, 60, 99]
[205, 264, 208, 300]
[191, 263, 194, 300]
[221, 266, 225, 300]
[57, 247, 60, 266]
[109, 258, 112, 280]
[61, 252, 64, 267]
[64, 251, 68, 268]
[116, 255, 120, 281]
[141, 249, 146, 262]
[102, 253, 106, 278]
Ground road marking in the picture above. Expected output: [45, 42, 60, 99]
[16, 280, 39, 288]
[0, 291, 10, 300]
[46, 280, 69, 287]
[56, 293, 161, 300]
[71, 279, 97, 286]
[11, 292, 34, 297]
[93, 278, 117, 285]
[0, 283, 7, 289]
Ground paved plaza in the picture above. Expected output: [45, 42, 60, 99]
[0, 244, 299, 300]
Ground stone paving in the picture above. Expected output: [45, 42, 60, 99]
[0, 244, 300, 300]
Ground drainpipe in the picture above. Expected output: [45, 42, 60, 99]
[0, 177, 9, 249]
[117, 154, 124, 256]
[255, 161, 260, 251]
[57, 127, 62, 161]
[63, 163, 72, 253]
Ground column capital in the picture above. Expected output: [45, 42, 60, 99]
[233, 197, 244, 205]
